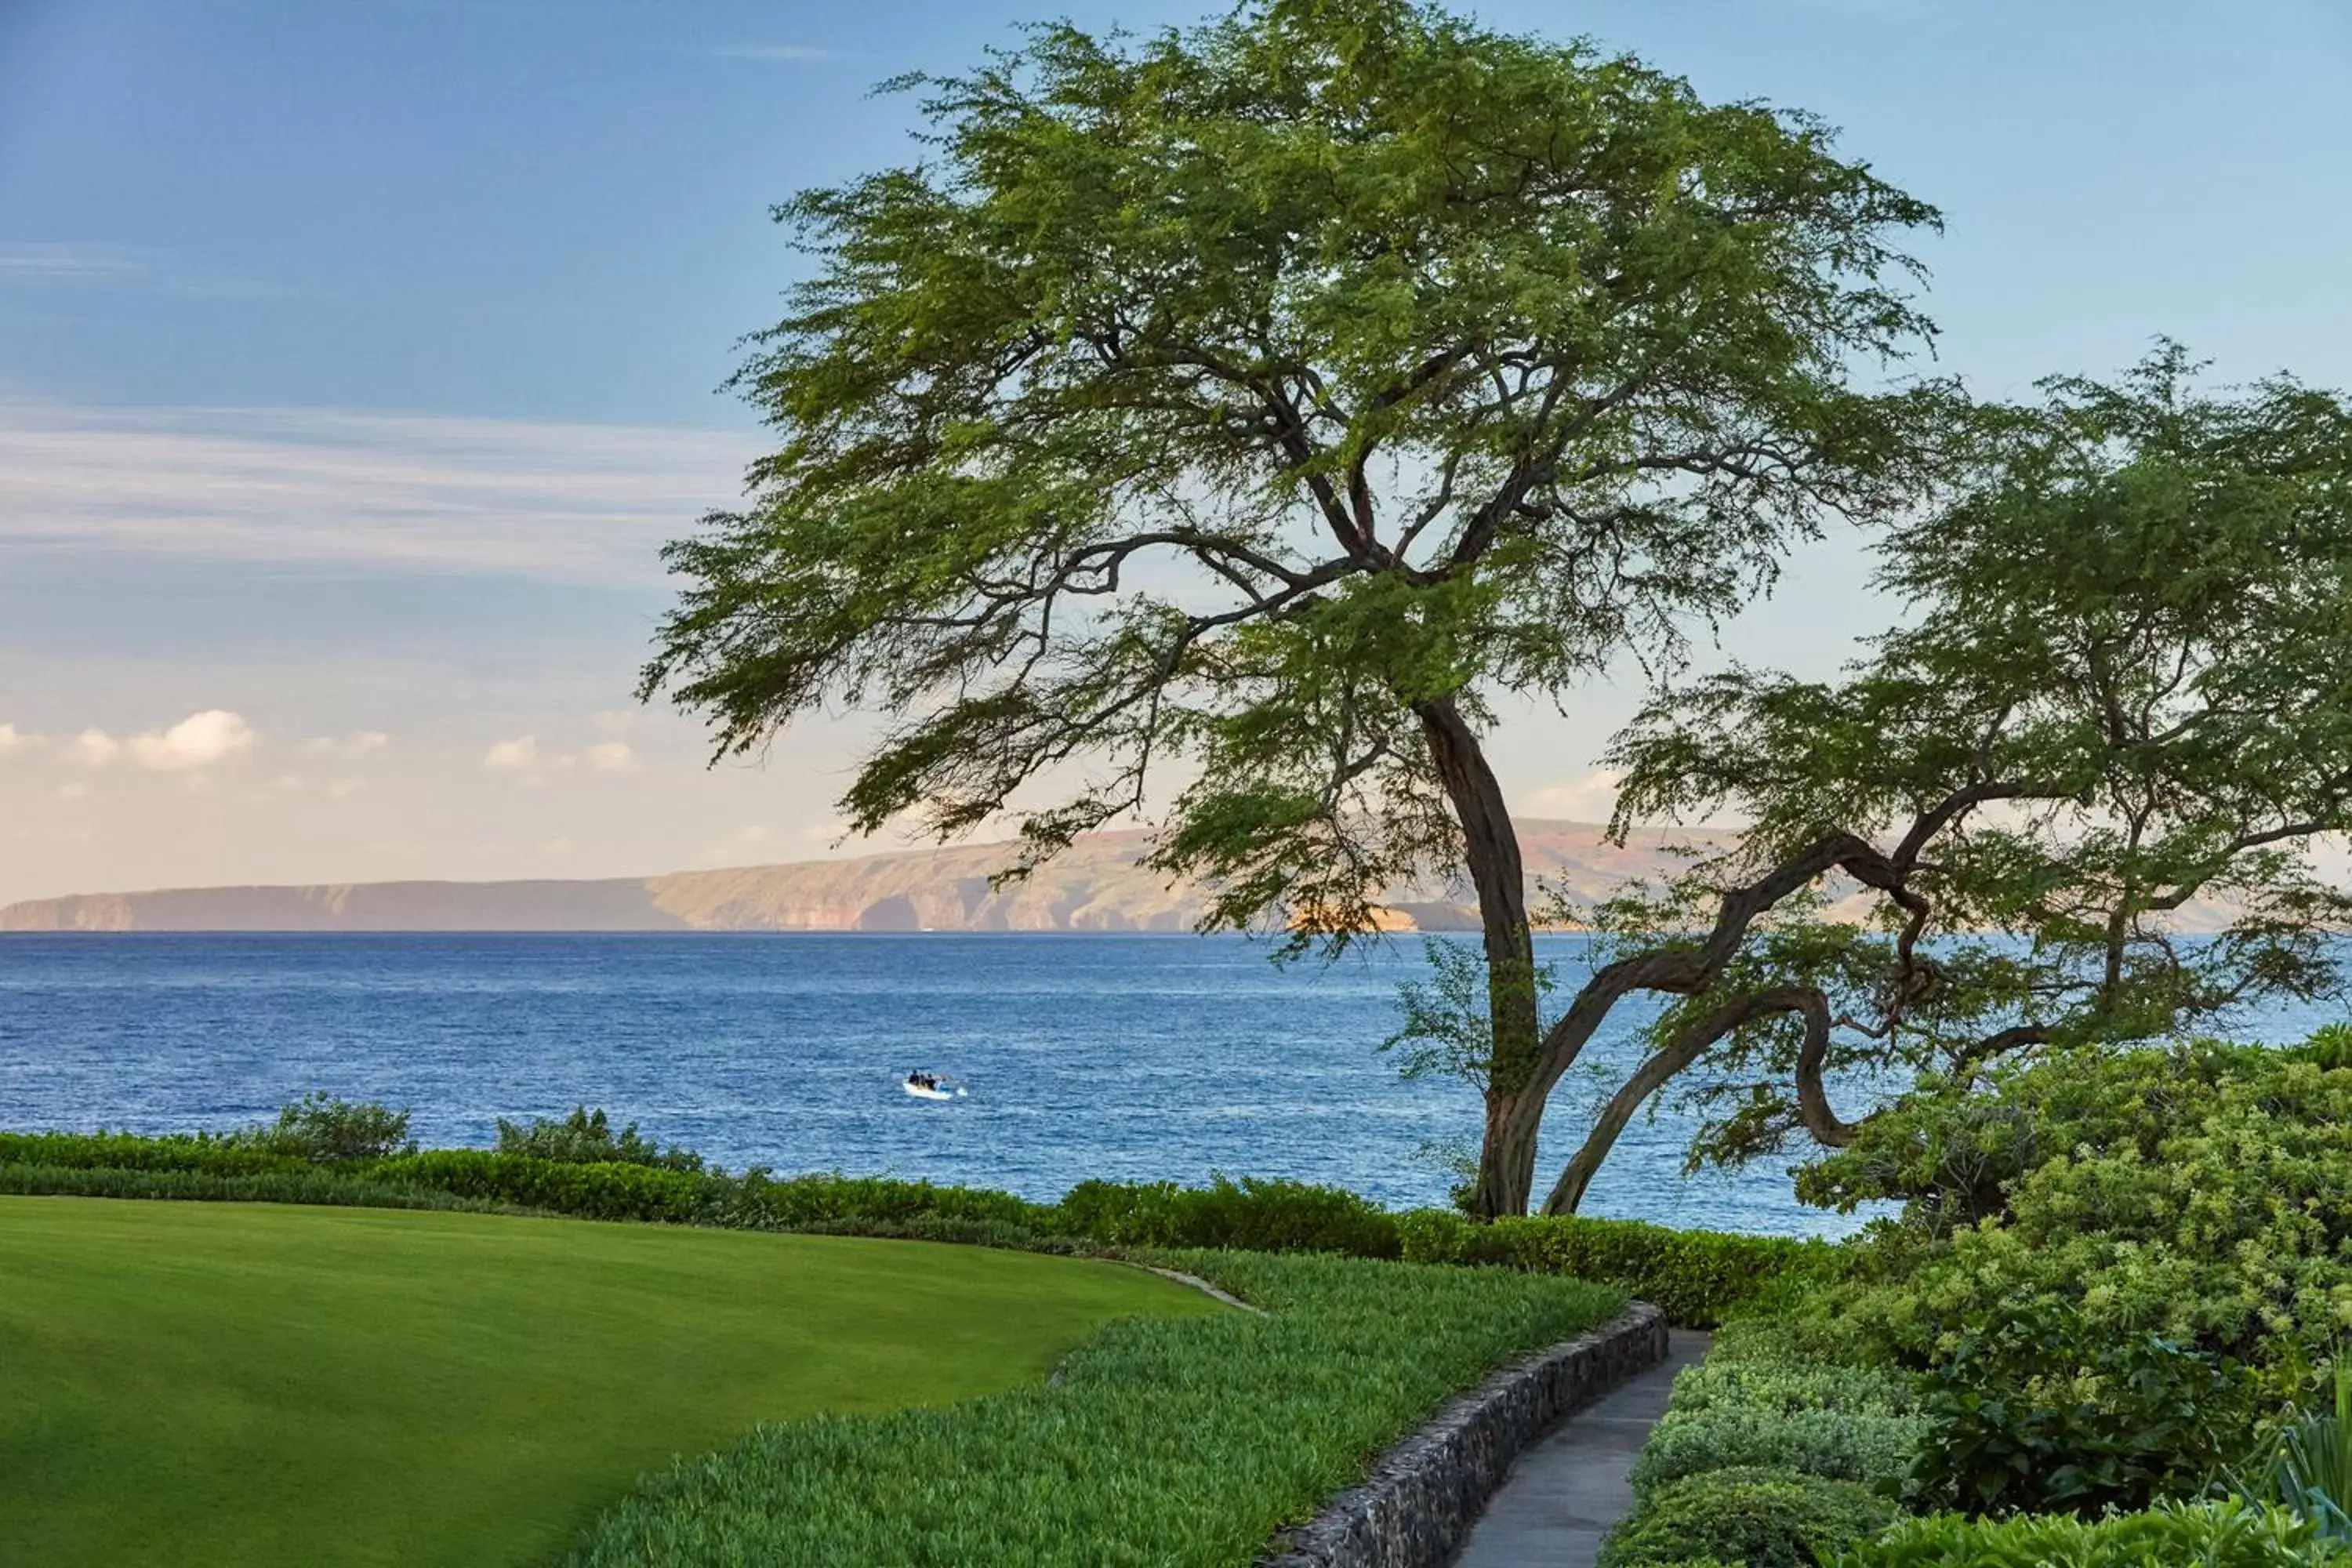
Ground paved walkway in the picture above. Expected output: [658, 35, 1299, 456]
[1450, 1329, 1711, 1568]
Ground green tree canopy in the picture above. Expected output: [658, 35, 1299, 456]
[1515, 346, 2352, 1213]
[642, 0, 1951, 1215]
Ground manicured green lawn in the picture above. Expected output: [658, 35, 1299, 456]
[0, 1196, 1216, 1568]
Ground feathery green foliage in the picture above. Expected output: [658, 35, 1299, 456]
[1531, 348, 2352, 1209]
[638, 0, 1951, 1216]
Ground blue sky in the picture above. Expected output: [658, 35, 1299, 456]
[2, 0, 2347, 902]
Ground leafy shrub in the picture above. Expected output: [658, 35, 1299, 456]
[1055, 1177, 1401, 1257]
[1667, 1346, 1914, 1421]
[368, 1150, 705, 1222]
[1836, 1497, 2351, 1566]
[0, 1130, 314, 1176]
[1599, 1465, 1897, 1568]
[716, 1171, 1053, 1233]
[1796, 1040, 2276, 1232]
[0, 1160, 510, 1213]
[493, 1107, 703, 1171]
[1904, 1302, 2255, 1519]
[1826, 1040, 2352, 1396]
[2236, 1357, 2352, 1544]
[564, 1252, 1624, 1568]
[1631, 1404, 1928, 1496]
[1400, 1207, 1838, 1327]
[249, 1092, 414, 1163]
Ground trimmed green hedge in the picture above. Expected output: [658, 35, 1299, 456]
[368, 1150, 708, 1222]
[0, 1160, 512, 1212]
[1400, 1208, 1838, 1327]
[1599, 1465, 1897, 1568]
[1629, 1404, 1927, 1496]
[0, 1131, 314, 1177]
[0, 1129, 1831, 1321]
[1058, 1176, 1400, 1257]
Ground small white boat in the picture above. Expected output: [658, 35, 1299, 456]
[902, 1073, 967, 1101]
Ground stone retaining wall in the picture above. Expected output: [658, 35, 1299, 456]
[1257, 1302, 1670, 1568]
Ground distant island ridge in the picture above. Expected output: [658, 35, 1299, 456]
[0, 821, 1748, 934]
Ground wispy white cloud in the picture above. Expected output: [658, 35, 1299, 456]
[0, 400, 759, 586]
[585, 741, 637, 772]
[0, 723, 29, 755]
[0, 243, 144, 282]
[303, 731, 391, 761]
[713, 44, 837, 61]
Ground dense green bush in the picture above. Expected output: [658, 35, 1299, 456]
[1401, 1207, 1836, 1327]
[368, 1150, 706, 1222]
[715, 1170, 1054, 1233]
[1835, 1498, 2350, 1566]
[563, 1251, 1624, 1568]
[1666, 1344, 1913, 1421]
[1797, 1040, 2275, 1231]
[250, 1092, 415, 1163]
[0, 1160, 510, 1212]
[1904, 1302, 2255, 1519]
[1058, 1176, 1400, 1257]
[1818, 1043, 2352, 1412]
[1599, 1465, 1897, 1568]
[1631, 1404, 1926, 1496]
[0, 1130, 312, 1176]
[492, 1107, 704, 1171]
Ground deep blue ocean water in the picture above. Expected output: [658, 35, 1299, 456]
[3, 933, 2337, 1236]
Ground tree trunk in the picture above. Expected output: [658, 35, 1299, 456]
[1538, 987, 1820, 1215]
[1414, 695, 1542, 1218]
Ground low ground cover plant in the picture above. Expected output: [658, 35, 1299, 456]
[561, 1250, 1624, 1568]
[1835, 1499, 2351, 1567]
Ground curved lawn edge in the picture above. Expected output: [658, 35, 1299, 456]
[560, 1252, 1627, 1567]
[1258, 1303, 1670, 1568]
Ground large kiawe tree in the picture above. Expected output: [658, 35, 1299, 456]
[642, 0, 1956, 1217]
[1498, 347, 2352, 1215]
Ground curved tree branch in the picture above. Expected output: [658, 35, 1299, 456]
[1541, 984, 1824, 1214]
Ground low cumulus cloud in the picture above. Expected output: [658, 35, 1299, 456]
[60, 710, 257, 771]
[0, 723, 28, 755]
[483, 736, 545, 774]
[128, 710, 258, 771]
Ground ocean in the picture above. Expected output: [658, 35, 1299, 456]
[3, 932, 2336, 1236]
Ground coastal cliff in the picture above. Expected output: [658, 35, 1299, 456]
[0, 822, 1726, 933]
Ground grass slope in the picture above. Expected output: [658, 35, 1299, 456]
[0, 1196, 1214, 1568]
